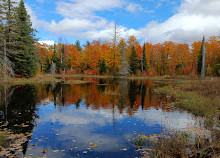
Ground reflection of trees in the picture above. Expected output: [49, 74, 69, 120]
[118, 79, 128, 110]
[140, 81, 147, 110]
[0, 85, 39, 134]
[0, 85, 39, 155]
[37, 79, 171, 116]
[128, 81, 138, 109]
[98, 79, 106, 93]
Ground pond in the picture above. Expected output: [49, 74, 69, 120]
[0, 78, 203, 158]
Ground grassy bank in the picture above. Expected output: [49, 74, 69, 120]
[155, 79, 220, 118]
[0, 74, 199, 85]
[149, 79, 220, 157]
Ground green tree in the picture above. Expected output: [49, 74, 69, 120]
[0, 0, 18, 77]
[99, 59, 106, 75]
[197, 37, 205, 75]
[75, 40, 82, 51]
[14, 0, 38, 78]
[129, 46, 138, 74]
[44, 55, 51, 73]
[141, 43, 147, 73]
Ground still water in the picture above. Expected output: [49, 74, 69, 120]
[0, 79, 201, 158]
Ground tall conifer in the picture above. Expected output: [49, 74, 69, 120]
[14, 0, 38, 77]
[129, 46, 138, 74]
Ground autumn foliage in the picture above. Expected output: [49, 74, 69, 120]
[36, 35, 220, 76]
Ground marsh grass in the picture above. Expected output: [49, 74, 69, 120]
[155, 80, 220, 117]
[133, 131, 220, 158]
[0, 74, 62, 85]
[0, 74, 193, 86]
[152, 78, 220, 157]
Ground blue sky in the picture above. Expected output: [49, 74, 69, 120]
[20, 0, 220, 45]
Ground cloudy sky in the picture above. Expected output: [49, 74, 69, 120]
[20, 0, 220, 45]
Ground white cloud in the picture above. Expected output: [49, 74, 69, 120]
[47, 0, 142, 41]
[140, 0, 220, 43]
[126, 3, 144, 13]
[25, 4, 47, 29]
[56, 0, 125, 19]
[48, 18, 108, 34]
[38, 0, 220, 44]
[39, 40, 55, 45]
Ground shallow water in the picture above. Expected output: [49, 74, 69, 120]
[0, 79, 201, 158]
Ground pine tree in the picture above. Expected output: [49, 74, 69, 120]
[75, 40, 82, 51]
[14, 0, 38, 78]
[44, 55, 51, 73]
[141, 43, 147, 73]
[99, 59, 106, 75]
[0, 0, 17, 77]
[129, 46, 138, 74]
[197, 37, 205, 75]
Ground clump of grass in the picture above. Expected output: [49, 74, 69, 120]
[0, 132, 6, 147]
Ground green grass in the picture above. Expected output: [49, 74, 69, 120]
[155, 86, 219, 117]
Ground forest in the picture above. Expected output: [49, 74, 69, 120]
[36, 35, 220, 77]
[0, 0, 220, 79]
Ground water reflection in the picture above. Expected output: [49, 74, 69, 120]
[0, 79, 200, 158]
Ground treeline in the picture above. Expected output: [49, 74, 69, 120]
[36, 35, 220, 76]
[1, 1, 220, 78]
[0, 0, 37, 78]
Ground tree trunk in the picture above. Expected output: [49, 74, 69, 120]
[172, 62, 175, 78]
[201, 37, 207, 83]
[4, 39, 7, 82]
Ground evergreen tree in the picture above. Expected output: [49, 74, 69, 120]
[129, 46, 138, 74]
[197, 37, 205, 75]
[0, 0, 18, 77]
[141, 43, 147, 73]
[75, 40, 82, 51]
[44, 55, 51, 73]
[99, 59, 106, 75]
[14, 0, 38, 78]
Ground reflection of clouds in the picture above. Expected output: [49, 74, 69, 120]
[39, 104, 199, 131]
[57, 125, 125, 152]
[36, 105, 130, 152]
[134, 108, 199, 131]
[35, 104, 200, 153]
[40, 104, 126, 126]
